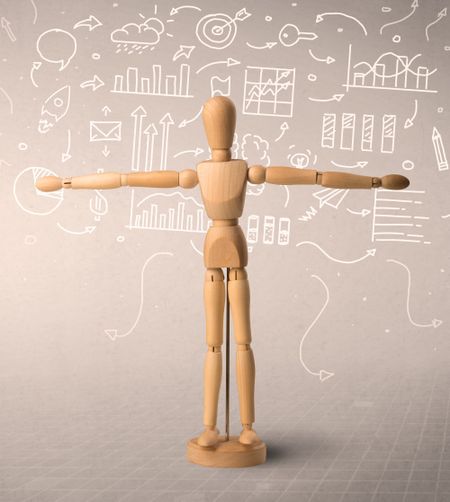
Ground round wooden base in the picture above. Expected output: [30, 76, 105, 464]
[186, 435, 267, 468]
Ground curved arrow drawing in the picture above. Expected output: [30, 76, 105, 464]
[30, 61, 41, 87]
[387, 259, 442, 329]
[316, 12, 368, 36]
[246, 41, 277, 50]
[331, 160, 368, 169]
[346, 208, 371, 217]
[308, 48, 335, 64]
[275, 122, 289, 142]
[57, 222, 96, 235]
[190, 239, 203, 256]
[105, 252, 174, 341]
[379, 0, 418, 35]
[404, 99, 418, 129]
[61, 129, 71, 162]
[308, 93, 344, 103]
[299, 274, 334, 382]
[196, 57, 240, 74]
[296, 240, 376, 264]
[425, 8, 447, 41]
[178, 106, 203, 128]
[0, 86, 13, 114]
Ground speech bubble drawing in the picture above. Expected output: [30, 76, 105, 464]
[36, 28, 77, 70]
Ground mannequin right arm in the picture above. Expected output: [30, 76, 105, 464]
[36, 169, 198, 192]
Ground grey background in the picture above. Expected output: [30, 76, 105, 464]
[1, 0, 449, 501]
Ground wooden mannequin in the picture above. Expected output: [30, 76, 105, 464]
[36, 96, 409, 467]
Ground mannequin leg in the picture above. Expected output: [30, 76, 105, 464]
[227, 267, 261, 445]
[197, 267, 225, 447]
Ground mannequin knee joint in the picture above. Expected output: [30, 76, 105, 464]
[205, 268, 224, 282]
[229, 268, 247, 281]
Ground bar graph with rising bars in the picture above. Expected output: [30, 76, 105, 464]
[112, 64, 193, 97]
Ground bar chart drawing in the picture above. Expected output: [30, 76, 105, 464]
[112, 64, 193, 97]
[245, 214, 291, 247]
[371, 189, 431, 244]
[344, 45, 438, 94]
[128, 191, 209, 234]
[321, 112, 397, 153]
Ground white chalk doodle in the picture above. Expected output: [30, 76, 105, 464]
[38, 85, 71, 134]
[298, 275, 334, 382]
[36, 28, 77, 70]
[73, 15, 102, 31]
[425, 8, 447, 42]
[1, 17, 16, 42]
[57, 222, 96, 235]
[296, 240, 376, 264]
[379, 0, 418, 35]
[196, 8, 251, 50]
[196, 57, 240, 74]
[278, 24, 317, 47]
[316, 11, 368, 36]
[104, 252, 174, 341]
[387, 259, 442, 328]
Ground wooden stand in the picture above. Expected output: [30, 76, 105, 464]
[187, 268, 267, 467]
[187, 435, 266, 468]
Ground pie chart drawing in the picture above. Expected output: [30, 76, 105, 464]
[13, 167, 64, 216]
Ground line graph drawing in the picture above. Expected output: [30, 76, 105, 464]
[112, 64, 192, 97]
[321, 112, 397, 153]
[104, 252, 174, 341]
[387, 259, 442, 328]
[371, 189, 431, 244]
[196, 8, 251, 50]
[243, 66, 295, 117]
[344, 45, 438, 94]
[298, 274, 334, 382]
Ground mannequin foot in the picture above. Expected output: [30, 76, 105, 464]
[239, 425, 261, 445]
[197, 426, 220, 447]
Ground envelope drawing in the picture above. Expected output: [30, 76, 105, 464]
[89, 120, 122, 142]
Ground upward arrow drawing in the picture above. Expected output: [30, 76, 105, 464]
[131, 106, 147, 171]
[143, 123, 158, 172]
[159, 113, 174, 171]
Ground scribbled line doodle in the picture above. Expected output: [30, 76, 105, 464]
[243, 66, 295, 117]
[379, 0, 418, 35]
[372, 189, 431, 244]
[404, 99, 418, 129]
[105, 252, 174, 341]
[38, 85, 71, 134]
[425, 8, 447, 42]
[62, 129, 71, 162]
[387, 259, 442, 329]
[89, 121, 122, 142]
[73, 15, 102, 31]
[111, 7, 173, 54]
[210, 75, 231, 96]
[296, 241, 376, 264]
[36, 29, 77, 70]
[432, 127, 448, 171]
[322, 113, 397, 153]
[128, 191, 207, 234]
[278, 23, 317, 46]
[112, 64, 192, 98]
[246, 215, 290, 249]
[57, 222, 96, 236]
[316, 11, 368, 36]
[344, 45, 438, 94]
[1, 16, 16, 42]
[196, 8, 251, 50]
[298, 275, 334, 382]
[14, 167, 63, 216]
[0, 86, 13, 114]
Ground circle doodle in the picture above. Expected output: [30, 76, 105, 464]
[402, 159, 414, 171]
[196, 13, 237, 50]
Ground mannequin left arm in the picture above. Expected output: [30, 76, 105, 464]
[247, 165, 409, 190]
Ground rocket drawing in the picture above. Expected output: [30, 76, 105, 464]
[38, 85, 71, 134]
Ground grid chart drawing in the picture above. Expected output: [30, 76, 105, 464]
[243, 66, 296, 117]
